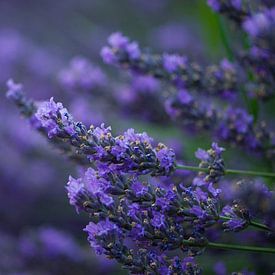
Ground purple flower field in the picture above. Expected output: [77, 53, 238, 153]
[1, 0, 275, 274]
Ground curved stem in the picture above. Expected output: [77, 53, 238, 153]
[250, 220, 273, 232]
[176, 164, 275, 178]
[182, 240, 275, 254]
[219, 215, 273, 233]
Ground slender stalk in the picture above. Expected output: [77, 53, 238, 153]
[182, 240, 275, 254]
[176, 164, 275, 178]
[207, 242, 275, 254]
[250, 220, 274, 232]
[216, 14, 234, 61]
[219, 215, 273, 233]
[225, 168, 275, 178]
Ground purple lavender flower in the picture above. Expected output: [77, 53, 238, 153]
[84, 219, 201, 274]
[6, 79, 23, 100]
[67, 155, 223, 255]
[102, 32, 240, 99]
[243, 9, 274, 37]
[151, 211, 166, 228]
[220, 179, 275, 229]
[19, 227, 84, 261]
[58, 56, 107, 92]
[101, 32, 140, 64]
[165, 90, 217, 131]
[163, 54, 187, 73]
[195, 143, 225, 184]
[34, 98, 176, 176]
[216, 107, 273, 154]
[6, 79, 36, 118]
[84, 219, 123, 255]
[222, 203, 250, 232]
[36, 97, 76, 138]
[74, 163, 214, 273]
[166, 89, 274, 157]
[67, 168, 115, 213]
[242, 7, 275, 99]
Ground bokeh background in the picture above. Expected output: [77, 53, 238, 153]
[0, 0, 274, 274]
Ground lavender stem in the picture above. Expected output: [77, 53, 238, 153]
[176, 164, 275, 178]
[183, 240, 275, 254]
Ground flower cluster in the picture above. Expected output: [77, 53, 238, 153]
[34, 97, 176, 176]
[167, 90, 274, 158]
[0, 227, 110, 275]
[242, 7, 275, 99]
[5, 1, 275, 273]
[101, 33, 240, 100]
[221, 179, 275, 230]
[101, 32, 141, 65]
[6, 81, 175, 173]
[165, 89, 217, 130]
[195, 142, 225, 186]
[66, 150, 225, 273]
[222, 203, 250, 232]
[6, 82, 89, 165]
[101, 32, 275, 159]
[6, 79, 36, 119]
[58, 56, 107, 92]
[8, 85, 275, 273]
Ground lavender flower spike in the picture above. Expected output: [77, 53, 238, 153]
[35, 97, 176, 176]
[6, 79, 36, 118]
[101, 33, 240, 100]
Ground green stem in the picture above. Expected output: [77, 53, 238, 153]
[176, 164, 275, 178]
[216, 14, 234, 61]
[219, 215, 273, 233]
[225, 168, 275, 178]
[250, 220, 273, 232]
[182, 240, 275, 254]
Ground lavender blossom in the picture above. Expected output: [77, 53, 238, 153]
[101, 33, 275, 159]
[101, 32, 141, 64]
[84, 220, 201, 274]
[6, 80, 89, 165]
[242, 7, 275, 99]
[19, 227, 83, 261]
[194, 143, 225, 197]
[7, 83, 176, 174]
[166, 91, 274, 158]
[216, 107, 273, 154]
[68, 164, 220, 273]
[67, 160, 222, 250]
[6, 79, 36, 118]
[165, 89, 217, 130]
[101, 32, 240, 100]
[58, 56, 107, 92]
[222, 202, 250, 232]
[34, 97, 176, 176]
[221, 179, 275, 229]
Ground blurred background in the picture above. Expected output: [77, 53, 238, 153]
[0, 0, 274, 274]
